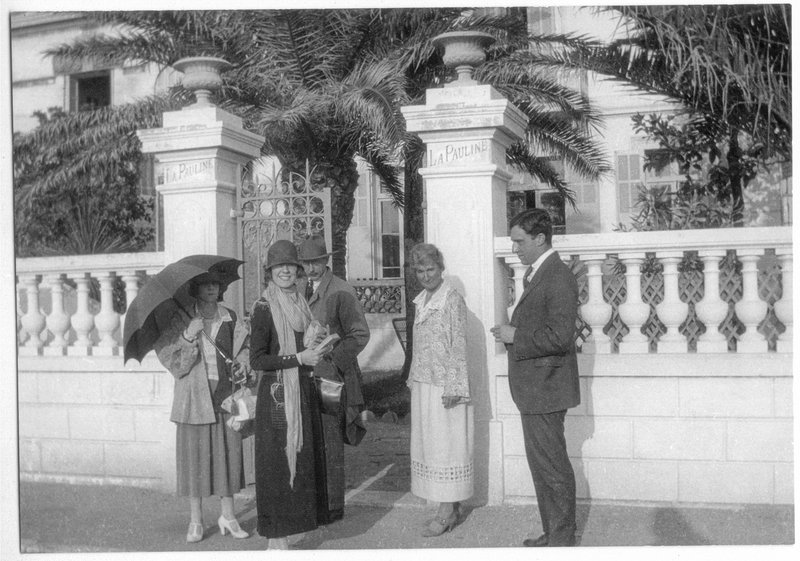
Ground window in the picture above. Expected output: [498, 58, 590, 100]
[540, 192, 566, 235]
[379, 200, 401, 278]
[616, 153, 642, 219]
[564, 165, 600, 233]
[527, 6, 556, 35]
[353, 164, 369, 228]
[507, 157, 595, 233]
[644, 149, 683, 193]
[618, 150, 688, 224]
[70, 71, 110, 112]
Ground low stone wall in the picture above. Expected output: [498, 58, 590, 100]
[18, 355, 177, 492]
[497, 353, 794, 505]
[18, 350, 793, 506]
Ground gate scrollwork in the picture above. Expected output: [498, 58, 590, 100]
[238, 158, 331, 312]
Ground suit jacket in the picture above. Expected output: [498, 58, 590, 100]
[156, 305, 250, 424]
[507, 251, 580, 414]
[304, 269, 370, 406]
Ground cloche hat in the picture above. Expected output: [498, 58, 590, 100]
[297, 235, 335, 261]
[265, 239, 303, 271]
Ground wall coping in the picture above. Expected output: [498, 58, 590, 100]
[16, 252, 166, 276]
[495, 226, 792, 256]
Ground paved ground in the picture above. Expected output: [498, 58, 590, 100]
[13, 419, 796, 557]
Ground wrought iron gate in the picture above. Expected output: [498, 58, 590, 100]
[237, 158, 331, 312]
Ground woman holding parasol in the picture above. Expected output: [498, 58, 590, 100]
[153, 270, 251, 543]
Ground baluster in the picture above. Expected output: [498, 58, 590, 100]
[695, 250, 729, 353]
[16, 280, 29, 345]
[19, 274, 46, 353]
[734, 251, 768, 353]
[617, 253, 650, 354]
[94, 272, 121, 355]
[773, 249, 792, 353]
[506, 261, 528, 320]
[579, 255, 612, 354]
[120, 271, 143, 330]
[654, 252, 689, 353]
[44, 274, 70, 355]
[68, 273, 95, 355]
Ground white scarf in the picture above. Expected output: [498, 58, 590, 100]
[263, 282, 313, 488]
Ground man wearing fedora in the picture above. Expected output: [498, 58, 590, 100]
[298, 235, 370, 523]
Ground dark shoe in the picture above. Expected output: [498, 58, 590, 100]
[318, 508, 344, 525]
[422, 510, 458, 537]
[523, 534, 548, 547]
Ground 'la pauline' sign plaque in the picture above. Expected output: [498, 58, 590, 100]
[427, 139, 490, 167]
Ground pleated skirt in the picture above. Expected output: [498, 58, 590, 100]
[410, 380, 474, 503]
[175, 411, 244, 497]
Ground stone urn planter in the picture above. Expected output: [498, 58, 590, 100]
[172, 56, 231, 106]
[432, 31, 496, 84]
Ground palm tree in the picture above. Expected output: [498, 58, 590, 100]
[42, 10, 411, 276]
[38, 9, 611, 275]
[546, 5, 791, 217]
[13, 99, 181, 256]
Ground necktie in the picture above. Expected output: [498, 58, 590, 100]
[305, 281, 314, 301]
[523, 266, 533, 289]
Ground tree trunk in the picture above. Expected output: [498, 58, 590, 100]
[726, 128, 745, 226]
[306, 159, 360, 279]
[400, 140, 426, 381]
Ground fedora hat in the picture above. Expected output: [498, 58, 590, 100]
[298, 236, 335, 261]
[265, 240, 303, 271]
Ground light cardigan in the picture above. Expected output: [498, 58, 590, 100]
[408, 278, 470, 400]
[156, 304, 250, 424]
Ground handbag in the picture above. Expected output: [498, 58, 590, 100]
[314, 374, 345, 417]
[221, 385, 257, 419]
[222, 376, 257, 434]
[313, 356, 345, 417]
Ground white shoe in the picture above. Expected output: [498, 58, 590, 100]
[186, 522, 203, 543]
[218, 515, 249, 539]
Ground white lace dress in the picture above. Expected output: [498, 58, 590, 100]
[408, 278, 474, 502]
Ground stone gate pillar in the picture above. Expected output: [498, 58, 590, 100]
[137, 57, 264, 309]
[401, 33, 528, 505]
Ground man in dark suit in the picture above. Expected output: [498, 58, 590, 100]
[491, 209, 580, 547]
[298, 235, 370, 523]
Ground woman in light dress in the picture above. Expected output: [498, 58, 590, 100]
[407, 243, 473, 537]
[155, 272, 250, 543]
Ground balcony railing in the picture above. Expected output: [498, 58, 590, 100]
[351, 278, 405, 314]
[16, 252, 166, 356]
[15, 226, 792, 358]
[496, 226, 792, 355]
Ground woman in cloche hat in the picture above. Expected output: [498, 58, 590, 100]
[249, 240, 327, 550]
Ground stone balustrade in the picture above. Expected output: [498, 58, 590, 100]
[16, 252, 166, 356]
[496, 226, 792, 355]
